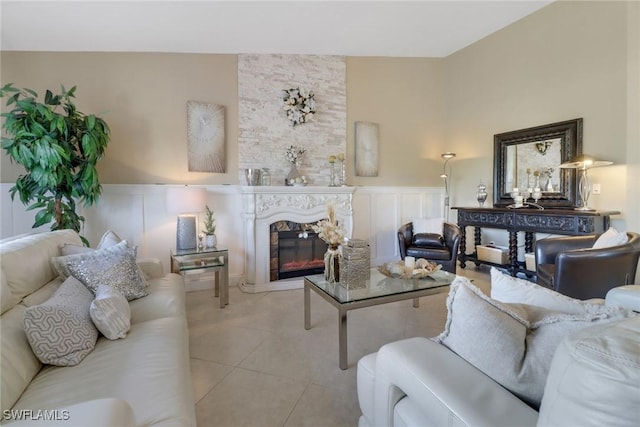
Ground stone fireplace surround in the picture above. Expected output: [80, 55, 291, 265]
[240, 186, 355, 293]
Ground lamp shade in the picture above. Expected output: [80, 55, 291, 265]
[166, 186, 206, 214]
[166, 186, 206, 250]
[559, 154, 613, 170]
[558, 154, 612, 211]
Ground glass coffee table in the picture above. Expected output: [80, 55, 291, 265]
[304, 268, 456, 369]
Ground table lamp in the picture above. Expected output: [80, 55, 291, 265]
[559, 154, 612, 211]
[166, 186, 206, 250]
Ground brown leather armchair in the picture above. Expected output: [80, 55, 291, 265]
[535, 232, 640, 299]
[397, 222, 461, 274]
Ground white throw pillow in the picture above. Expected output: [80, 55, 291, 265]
[23, 277, 98, 366]
[90, 285, 131, 340]
[97, 229, 124, 249]
[489, 268, 605, 314]
[435, 277, 632, 409]
[592, 227, 628, 249]
[537, 316, 640, 427]
[53, 241, 148, 301]
[412, 217, 444, 234]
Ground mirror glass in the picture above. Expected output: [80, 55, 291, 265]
[493, 119, 583, 208]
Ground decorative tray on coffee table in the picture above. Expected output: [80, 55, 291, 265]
[378, 259, 442, 279]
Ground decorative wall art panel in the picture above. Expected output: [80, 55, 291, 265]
[187, 101, 226, 173]
[355, 121, 379, 177]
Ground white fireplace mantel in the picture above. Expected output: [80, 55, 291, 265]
[240, 185, 356, 293]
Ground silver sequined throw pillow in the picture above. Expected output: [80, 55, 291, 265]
[55, 240, 148, 301]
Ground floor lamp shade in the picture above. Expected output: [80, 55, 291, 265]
[166, 186, 206, 250]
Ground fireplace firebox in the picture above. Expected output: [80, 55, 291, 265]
[270, 221, 327, 281]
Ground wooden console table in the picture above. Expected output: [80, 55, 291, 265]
[453, 207, 620, 276]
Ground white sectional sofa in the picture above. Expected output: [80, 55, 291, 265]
[357, 272, 640, 427]
[1, 230, 196, 426]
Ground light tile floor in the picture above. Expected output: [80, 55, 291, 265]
[187, 266, 492, 427]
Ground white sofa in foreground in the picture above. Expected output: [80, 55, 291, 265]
[1, 230, 196, 426]
[358, 271, 640, 427]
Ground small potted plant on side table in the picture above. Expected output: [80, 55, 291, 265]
[203, 205, 217, 248]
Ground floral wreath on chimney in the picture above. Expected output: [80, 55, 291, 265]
[282, 87, 315, 126]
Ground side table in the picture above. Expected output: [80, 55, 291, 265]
[171, 247, 229, 308]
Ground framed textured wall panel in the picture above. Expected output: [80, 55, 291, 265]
[187, 101, 226, 173]
[355, 121, 379, 177]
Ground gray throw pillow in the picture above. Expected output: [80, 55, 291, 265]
[435, 277, 632, 409]
[53, 241, 148, 301]
[24, 276, 98, 366]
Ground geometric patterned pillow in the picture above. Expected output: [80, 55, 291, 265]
[23, 276, 98, 366]
[90, 284, 131, 340]
[54, 241, 148, 301]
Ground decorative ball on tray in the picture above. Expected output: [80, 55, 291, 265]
[378, 258, 442, 279]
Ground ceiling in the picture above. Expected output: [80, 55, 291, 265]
[1, 1, 553, 57]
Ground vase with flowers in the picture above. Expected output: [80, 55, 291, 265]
[285, 145, 306, 185]
[311, 203, 346, 283]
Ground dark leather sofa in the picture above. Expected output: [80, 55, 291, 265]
[535, 231, 640, 299]
[397, 222, 461, 274]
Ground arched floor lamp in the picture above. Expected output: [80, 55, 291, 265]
[440, 152, 456, 220]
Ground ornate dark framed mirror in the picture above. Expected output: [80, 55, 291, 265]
[493, 118, 583, 208]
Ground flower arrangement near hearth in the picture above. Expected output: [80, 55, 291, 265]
[311, 203, 346, 283]
[282, 87, 315, 126]
[312, 203, 346, 247]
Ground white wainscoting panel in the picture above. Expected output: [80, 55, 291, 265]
[352, 187, 445, 266]
[1, 184, 444, 291]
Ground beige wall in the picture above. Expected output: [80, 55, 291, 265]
[625, 1, 640, 234]
[1, 52, 238, 185]
[443, 1, 635, 227]
[1, 2, 637, 227]
[346, 57, 445, 186]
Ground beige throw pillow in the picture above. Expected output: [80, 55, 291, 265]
[436, 277, 632, 409]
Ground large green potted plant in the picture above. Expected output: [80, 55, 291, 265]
[1, 83, 110, 244]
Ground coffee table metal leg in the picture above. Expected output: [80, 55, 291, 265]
[339, 308, 348, 370]
[304, 281, 311, 330]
